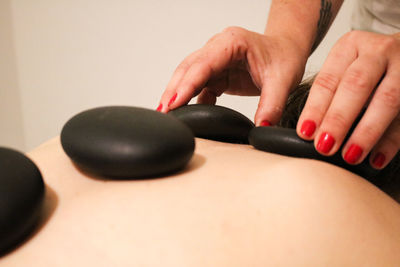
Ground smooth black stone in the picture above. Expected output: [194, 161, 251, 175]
[249, 127, 380, 180]
[169, 104, 255, 144]
[61, 106, 195, 178]
[0, 147, 45, 253]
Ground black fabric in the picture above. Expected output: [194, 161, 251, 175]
[170, 104, 255, 144]
[61, 106, 195, 179]
[0, 148, 45, 253]
[249, 127, 381, 180]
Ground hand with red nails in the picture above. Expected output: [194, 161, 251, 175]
[297, 31, 400, 170]
[158, 26, 308, 126]
[157, 1, 345, 126]
[158, 0, 400, 170]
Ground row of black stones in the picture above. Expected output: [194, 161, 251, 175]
[171, 104, 380, 180]
[60, 104, 381, 181]
[60, 105, 253, 181]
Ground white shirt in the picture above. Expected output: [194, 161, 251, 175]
[352, 0, 400, 34]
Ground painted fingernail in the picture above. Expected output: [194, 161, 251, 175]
[372, 152, 386, 168]
[317, 132, 335, 154]
[156, 103, 163, 112]
[300, 120, 316, 137]
[168, 93, 177, 107]
[260, 120, 271, 127]
[344, 144, 363, 164]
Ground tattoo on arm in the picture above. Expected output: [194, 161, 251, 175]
[311, 0, 332, 53]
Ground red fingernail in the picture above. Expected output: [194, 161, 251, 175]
[168, 93, 177, 107]
[156, 103, 163, 112]
[344, 144, 363, 164]
[260, 120, 271, 127]
[300, 120, 316, 138]
[317, 132, 335, 154]
[372, 152, 386, 168]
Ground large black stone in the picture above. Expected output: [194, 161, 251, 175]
[61, 106, 195, 178]
[0, 147, 45, 253]
[169, 104, 255, 144]
[248, 126, 380, 180]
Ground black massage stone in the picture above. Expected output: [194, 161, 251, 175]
[0, 147, 45, 253]
[61, 106, 195, 178]
[169, 104, 255, 144]
[249, 127, 380, 179]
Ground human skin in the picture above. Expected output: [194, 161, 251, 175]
[157, 1, 400, 169]
[297, 31, 400, 170]
[1, 137, 400, 266]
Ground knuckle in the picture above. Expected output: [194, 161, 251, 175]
[323, 111, 349, 130]
[377, 36, 397, 53]
[375, 85, 400, 110]
[357, 123, 381, 143]
[328, 48, 348, 60]
[222, 26, 245, 36]
[220, 26, 248, 58]
[305, 104, 325, 117]
[342, 69, 370, 93]
[182, 80, 198, 91]
[342, 30, 362, 43]
[176, 61, 189, 72]
[222, 26, 247, 43]
[313, 72, 339, 95]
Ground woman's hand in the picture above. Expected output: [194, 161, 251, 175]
[158, 26, 308, 126]
[297, 31, 400, 169]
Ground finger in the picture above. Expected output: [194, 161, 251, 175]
[196, 88, 218, 105]
[254, 68, 297, 126]
[195, 66, 261, 105]
[342, 65, 400, 165]
[223, 67, 261, 96]
[168, 28, 249, 110]
[315, 55, 386, 157]
[166, 61, 215, 108]
[206, 67, 260, 96]
[158, 50, 202, 112]
[369, 114, 400, 169]
[297, 39, 357, 139]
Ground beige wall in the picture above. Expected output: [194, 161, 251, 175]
[0, 0, 25, 150]
[2, 0, 354, 151]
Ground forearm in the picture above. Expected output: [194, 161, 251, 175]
[265, 0, 344, 56]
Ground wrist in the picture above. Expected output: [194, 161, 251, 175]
[265, 0, 344, 57]
[265, 32, 312, 61]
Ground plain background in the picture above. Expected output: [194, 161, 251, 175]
[0, 0, 355, 151]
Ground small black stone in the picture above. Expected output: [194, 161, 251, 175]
[0, 147, 45, 253]
[169, 104, 255, 144]
[60, 106, 195, 178]
[248, 126, 380, 180]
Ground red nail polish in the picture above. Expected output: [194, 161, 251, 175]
[260, 120, 271, 127]
[344, 144, 363, 164]
[300, 120, 316, 138]
[168, 93, 177, 107]
[372, 152, 386, 168]
[317, 132, 335, 154]
[156, 103, 163, 112]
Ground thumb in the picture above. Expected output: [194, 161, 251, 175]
[254, 71, 296, 127]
